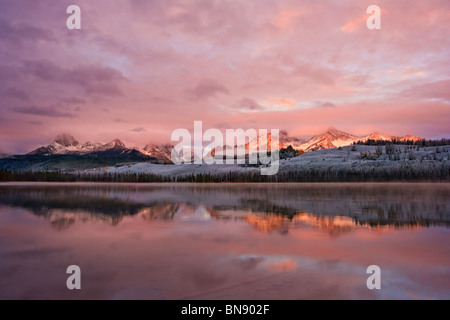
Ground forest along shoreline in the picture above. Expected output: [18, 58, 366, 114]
[0, 143, 449, 183]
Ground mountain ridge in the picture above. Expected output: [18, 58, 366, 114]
[27, 134, 129, 156]
[9, 128, 425, 163]
[215, 127, 423, 155]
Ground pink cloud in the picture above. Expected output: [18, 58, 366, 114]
[0, 0, 449, 152]
[266, 97, 296, 108]
[186, 78, 230, 100]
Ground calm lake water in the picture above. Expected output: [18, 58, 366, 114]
[0, 182, 449, 300]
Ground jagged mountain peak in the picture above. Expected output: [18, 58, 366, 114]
[28, 134, 129, 156]
[298, 128, 359, 151]
[108, 138, 126, 149]
[143, 143, 173, 151]
[53, 133, 80, 147]
[24, 134, 159, 164]
[143, 143, 158, 150]
[365, 132, 392, 141]
[326, 126, 339, 134]
[398, 134, 422, 142]
[25, 128, 424, 159]
[322, 127, 356, 139]
[142, 143, 173, 161]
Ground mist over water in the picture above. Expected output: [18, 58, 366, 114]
[0, 182, 449, 299]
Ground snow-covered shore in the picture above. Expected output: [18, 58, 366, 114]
[98, 144, 450, 180]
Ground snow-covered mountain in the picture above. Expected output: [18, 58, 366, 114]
[24, 128, 424, 161]
[207, 127, 423, 156]
[94, 138, 126, 152]
[211, 127, 357, 154]
[142, 144, 173, 162]
[245, 130, 306, 153]
[361, 132, 422, 143]
[297, 127, 359, 151]
[392, 134, 423, 142]
[28, 134, 129, 156]
[363, 132, 393, 142]
[207, 130, 305, 159]
[25, 134, 176, 164]
[296, 128, 423, 152]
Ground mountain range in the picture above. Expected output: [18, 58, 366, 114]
[0, 134, 162, 171]
[26, 134, 175, 163]
[28, 129, 422, 159]
[0, 129, 423, 171]
[211, 127, 422, 157]
[28, 134, 128, 156]
[296, 127, 421, 152]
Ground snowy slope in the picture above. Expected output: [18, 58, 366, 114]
[297, 127, 361, 151]
[101, 144, 450, 179]
[28, 134, 129, 156]
[142, 144, 173, 162]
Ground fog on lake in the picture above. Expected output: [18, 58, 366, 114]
[0, 182, 448, 299]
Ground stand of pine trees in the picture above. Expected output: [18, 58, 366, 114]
[355, 138, 450, 147]
[1, 161, 449, 183]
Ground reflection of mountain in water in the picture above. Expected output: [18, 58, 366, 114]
[34, 202, 181, 230]
[240, 212, 356, 235]
[211, 210, 448, 236]
[0, 187, 180, 229]
[243, 214, 291, 234]
[0, 183, 448, 233]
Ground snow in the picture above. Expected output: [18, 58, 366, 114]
[103, 162, 260, 177]
[294, 128, 361, 151]
[142, 144, 172, 161]
[36, 136, 128, 155]
[30, 128, 425, 160]
[97, 144, 450, 178]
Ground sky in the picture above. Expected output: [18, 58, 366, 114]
[0, 0, 449, 154]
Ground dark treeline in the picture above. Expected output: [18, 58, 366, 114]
[355, 138, 450, 147]
[1, 162, 449, 183]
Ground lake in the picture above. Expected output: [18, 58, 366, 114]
[0, 182, 449, 299]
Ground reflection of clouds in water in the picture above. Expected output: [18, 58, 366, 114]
[187, 268, 228, 290]
[2, 247, 68, 259]
[235, 254, 315, 273]
[0, 183, 448, 235]
[235, 255, 265, 271]
[179, 206, 211, 222]
[266, 258, 296, 272]
[0, 190, 448, 299]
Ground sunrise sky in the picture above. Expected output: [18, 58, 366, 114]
[0, 0, 449, 154]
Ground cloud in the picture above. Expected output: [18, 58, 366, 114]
[3, 87, 29, 101]
[344, 74, 370, 87]
[314, 101, 336, 108]
[267, 97, 296, 108]
[266, 258, 296, 272]
[130, 127, 147, 133]
[402, 80, 450, 101]
[11, 105, 77, 118]
[272, 10, 306, 30]
[59, 97, 86, 105]
[233, 97, 264, 111]
[150, 96, 175, 104]
[340, 16, 366, 32]
[293, 63, 340, 86]
[0, 19, 56, 44]
[0, 0, 449, 149]
[187, 78, 229, 100]
[213, 121, 232, 128]
[23, 60, 127, 96]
